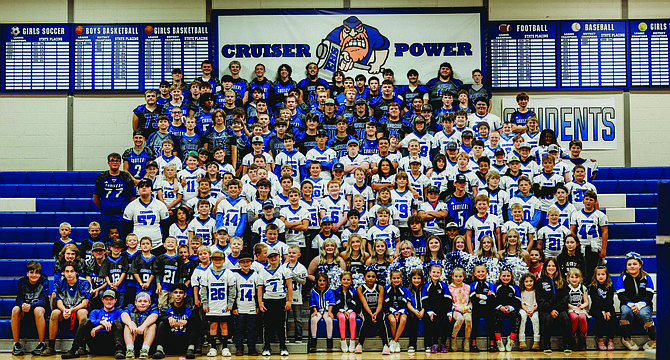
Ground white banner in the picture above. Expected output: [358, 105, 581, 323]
[500, 96, 617, 150]
[214, 10, 483, 83]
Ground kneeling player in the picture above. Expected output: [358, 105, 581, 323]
[152, 283, 200, 359]
[120, 292, 159, 359]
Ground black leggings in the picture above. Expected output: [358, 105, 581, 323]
[263, 298, 288, 348]
[471, 306, 494, 341]
[423, 312, 449, 346]
[494, 309, 520, 335]
[155, 318, 199, 354]
[406, 311, 430, 348]
[593, 311, 617, 340]
[358, 310, 388, 346]
[539, 311, 571, 348]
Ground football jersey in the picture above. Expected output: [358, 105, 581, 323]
[536, 224, 571, 258]
[566, 181, 597, 211]
[193, 109, 213, 134]
[368, 224, 401, 253]
[430, 170, 451, 193]
[273, 193, 291, 210]
[94, 171, 136, 214]
[304, 177, 328, 199]
[100, 255, 129, 292]
[408, 172, 431, 203]
[232, 269, 260, 314]
[190, 263, 211, 289]
[300, 198, 321, 230]
[155, 155, 182, 174]
[467, 113, 502, 132]
[177, 168, 206, 205]
[133, 104, 164, 136]
[479, 187, 510, 219]
[391, 189, 415, 228]
[168, 223, 189, 246]
[200, 267, 234, 316]
[401, 132, 436, 159]
[280, 206, 311, 247]
[339, 154, 369, 183]
[434, 130, 463, 153]
[187, 216, 216, 246]
[156, 178, 183, 206]
[274, 149, 307, 180]
[509, 195, 541, 224]
[348, 184, 375, 207]
[55, 278, 91, 308]
[398, 156, 432, 174]
[265, 241, 289, 259]
[368, 204, 400, 227]
[251, 218, 286, 244]
[123, 198, 170, 248]
[418, 201, 449, 236]
[465, 214, 502, 250]
[519, 158, 539, 180]
[284, 262, 308, 305]
[312, 233, 341, 250]
[533, 172, 564, 211]
[146, 132, 176, 156]
[500, 172, 523, 198]
[341, 227, 369, 245]
[367, 152, 401, 167]
[570, 210, 609, 251]
[123, 147, 157, 179]
[501, 220, 536, 249]
[445, 193, 476, 231]
[124, 303, 160, 326]
[177, 134, 204, 157]
[130, 254, 156, 294]
[451, 169, 480, 194]
[153, 253, 184, 291]
[371, 174, 396, 189]
[215, 196, 248, 237]
[319, 195, 350, 225]
[259, 265, 292, 300]
[523, 132, 541, 148]
[564, 158, 599, 182]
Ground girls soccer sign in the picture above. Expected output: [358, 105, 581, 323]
[214, 9, 484, 82]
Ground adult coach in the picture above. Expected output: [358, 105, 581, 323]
[123, 179, 170, 254]
[94, 153, 136, 240]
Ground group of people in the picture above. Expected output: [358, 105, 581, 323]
[10, 59, 656, 357]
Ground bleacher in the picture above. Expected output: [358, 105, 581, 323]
[0, 168, 662, 352]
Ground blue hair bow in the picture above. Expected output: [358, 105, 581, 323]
[626, 252, 641, 260]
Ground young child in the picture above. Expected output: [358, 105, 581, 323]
[536, 258, 571, 354]
[130, 237, 156, 298]
[518, 273, 540, 350]
[123, 234, 140, 305]
[550, 185, 577, 228]
[509, 176, 541, 228]
[11, 261, 49, 356]
[257, 248, 293, 356]
[465, 195, 502, 253]
[418, 186, 449, 239]
[333, 271, 357, 353]
[309, 273, 335, 352]
[617, 253, 656, 351]
[533, 155, 565, 226]
[154, 237, 184, 308]
[422, 264, 452, 353]
[340, 210, 368, 249]
[470, 264, 495, 352]
[566, 268, 589, 350]
[404, 269, 425, 353]
[280, 187, 311, 254]
[200, 250, 235, 357]
[188, 235, 203, 263]
[368, 187, 398, 228]
[385, 270, 408, 353]
[589, 266, 616, 351]
[319, 180, 350, 234]
[367, 207, 401, 258]
[557, 234, 587, 279]
[529, 248, 544, 279]
[355, 269, 390, 355]
[500, 229, 530, 265]
[80, 222, 102, 262]
[537, 207, 571, 258]
[501, 203, 536, 251]
[479, 171, 509, 220]
[101, 238, 129, 308]
[449, 267, 472, 352]
[251, 200, 286, 245]
[284, 245, 308, 344]
[493, 268, 521, 352]
[178, 244, 196, 296]
[569, 190, 608, 281]
[231, 252, 260, 356]
[177, 153, 206, 205]
[53, 222, 75, 259]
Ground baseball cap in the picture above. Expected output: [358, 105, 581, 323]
[426, 186, 440, 194]
[508, 156, 521, 163]
[446, 142, 459, 151]
[445, 222, 459, 229]
[216, 226, 229, 234]
[266, 247, 280, 257]
[355, 98, 367, 105]
[324, 98, 336, 105]
[409, 157, 422, 164]
[455, 174, 467, 183]
[413, 115, 426, 123]
[110, 238, 124, 248]
[333, 163, 344, 171]
[145, 161, 158, 169]
[421, 104, 433, 112]
[321, 216, 333, 224]
[477, 122, 490, 129]
[316, 129, 328, 137]
[547, 144, 560, 152]
[494, 148, 506, 156]
[262, 199, 275, 209]
[519, 142, 532, 150]
[251, 136, 264, 144]
[91, 242, 106, 251]
[238, 252, 254, 262]
[102, 290, 116, 299]
[211, 250, 225, 259]
[137, 178, 153, 189]
[461, 129, 474, 138]
[347, 139, 360, 147]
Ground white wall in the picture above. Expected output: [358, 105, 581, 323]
[0, 0, 668, 170]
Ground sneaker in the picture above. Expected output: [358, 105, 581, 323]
[354, 344, 363, 354]
[41, 347, 57, 356]
[470, 343, 480, 352]
[115, 350, 126, 359]
[643, 340, 656, 350]
[186, 348, 196, 359]
[341, 339, 348, 353]
[139, 349, 149, 359]
[222, 348, 231, 357]
[31, 342, 47, 356]
[497, 340, 505, 352]
[505, 337, 514, 352]
[564, 347, 572, 354]
[152, 350, 165, 359]
[519, 340, 527, 350]
[294, 339, 303, 344]
[622, 337, 639, 351]
[408, 346, 415, 353]
[279, 348, 289, 356]
[607, 340, 615, 351]
[126, 349, 135, 359]
[61, 350, 80, 359]
[441, 343, 448, 353]
[392, 340, 400, 353]
[425, 346, 431, 353]
[248, 348, 258, 356]
[76, 348, 88, 356]
[13, 342, 25, 356]
[348, 340, 356, 353]
[381, 345, 391, 355]
[261, 348, 271, 356]
[543, 343, 552, 354]
[450, 337, 457, 351]
[207, 348, 218, 357]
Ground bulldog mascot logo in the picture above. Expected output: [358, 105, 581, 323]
[316, 16, 390, 74]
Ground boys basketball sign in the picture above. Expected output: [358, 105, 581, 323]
[214, 9, 483, 81]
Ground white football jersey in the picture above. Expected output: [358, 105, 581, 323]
[401, 132, 436, 159]
[259, 265, 292, 300]
[565, 181, 597, 211]
[319, 195, 350, 225]
[200, 267, 234, 316]
[123, 198, 170, 249]
[418, 201, 449, 236]
[465, 214, 502, 250]
[304, 177, 328, 199]
[408, 172, 431, 203]
[274, 150, 307, 179]
[251, 218, 286, 244]
[501, 220, 536, 249]
[177, 168, 206, 204]
[231, 269, 261, 314]
[168, 223, 190, 246]
[284, 262, 308, 305]
[187, 216, 217, 246]
[300, 198, 321, 230]
[391, 189, 415, 227]
[280, 206, 311, 247]
[367, 224, 401, 253]
[550, 202, 578, 228]
[570, 210, 609, 251]
[215, 196, 248, 236]
[155, 155, 183, 174]
[478, 187, 510, 218]
[509, 195, 541, 224]
[156, 178, 183, 205]
[536, 224, 571, 258]
[532, 172, 565, 211]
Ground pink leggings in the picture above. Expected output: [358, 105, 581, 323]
[337, 311, 357, 340]
[569, 312, 587, 334]
[311, 312, 333, 338]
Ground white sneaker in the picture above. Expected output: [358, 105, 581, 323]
[497, 340, 505, 352]
[407, 346, 415, 353]
[279, 348, 289, 356]
[207, 348, 218, 357]
[221, 348, 231, 357]
[505, 337, 514, 351]
[381, 345, 391, 355]
[261, 348, 271, 356]
[390, 340, 398, 353]
[394, 341, 401, 353]
[643, 340, 656, 350]
[348, 340, 356, 353]
[622, 337, 639, 351]
[341, 339, 348, 353]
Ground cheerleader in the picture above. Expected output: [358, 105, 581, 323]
[470, 264, 495, 352]
[385, 270, 408, 353]
[493, 267, 521, 352]
[365, 239, 392, 287]
[404, 269, 425, 353]
[355, 268, 390, 355]
[333, 272, 357, 353]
